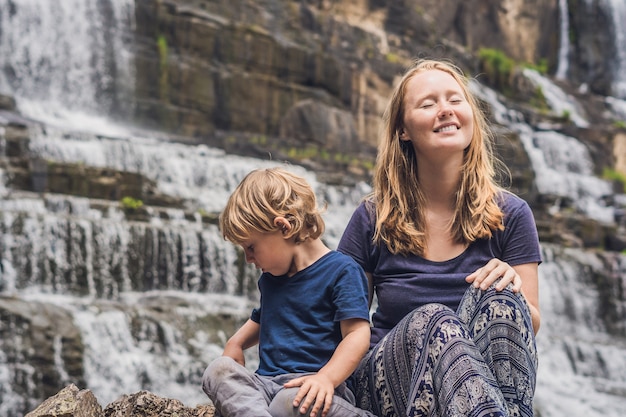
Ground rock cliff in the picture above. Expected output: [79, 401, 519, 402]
[2, 0, 626, 416]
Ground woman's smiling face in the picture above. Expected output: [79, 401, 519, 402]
[399, 69, 474, 158]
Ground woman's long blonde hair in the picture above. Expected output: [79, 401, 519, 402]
[372, 59, 505, 256]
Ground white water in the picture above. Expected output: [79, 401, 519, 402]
[555, 0, 570, 80]
[522, 69, 589, 128]
[0, 0, 135, 124]
[603, 0, 626, 98]
[1, 1, 626, 416]
[534, 246, 626, 416]
[471, 80, 614, 223]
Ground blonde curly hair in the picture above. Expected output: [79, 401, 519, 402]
[219, 167, 325, 245]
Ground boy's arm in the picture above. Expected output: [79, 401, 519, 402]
[284, 318, 371, 417]
[222, 318, 260, 366]
[318, 318, 370, 386]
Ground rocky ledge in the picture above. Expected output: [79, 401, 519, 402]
[25, 384, 215, 417]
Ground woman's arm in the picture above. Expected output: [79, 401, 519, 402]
[513, 262, 540, 333]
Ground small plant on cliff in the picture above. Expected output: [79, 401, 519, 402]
[529, 86, 550, 113]
[477, 48, 515, 94]
[602, 167, 626, 192]
[157, 34, 169, 99]
[523, 59, 548, 75]
[385, 52, 400, 64]
[121, 196, 144, 210]
[613, 120, 626, 130]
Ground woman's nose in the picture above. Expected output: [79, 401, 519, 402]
[438, 103, 453, 117]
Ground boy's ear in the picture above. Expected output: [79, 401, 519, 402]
[274, 217, 291, 234]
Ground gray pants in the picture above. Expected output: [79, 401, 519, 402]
[202, 356, 376, 417]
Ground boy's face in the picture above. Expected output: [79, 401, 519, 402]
[240, 230, 294, 277]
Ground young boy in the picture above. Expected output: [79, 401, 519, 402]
[202, 167, 374, 417]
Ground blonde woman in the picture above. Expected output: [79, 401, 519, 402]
[338, 59, 541, 417]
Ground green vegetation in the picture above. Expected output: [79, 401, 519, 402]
[157, 35, 168, 71]
[250, 135, 268, 145]
[529, 86, 550, 112]
[385, 52, 400, 64]
[157, 34, 169, 99]
[120, 196, 144, 210]
[477, 48, 515, 93]
[602, 167, 626, 192]
[613, 120, 626, 129]
[523, 58, 548, 75]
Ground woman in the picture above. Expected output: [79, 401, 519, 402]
[337, 59, 541, 417]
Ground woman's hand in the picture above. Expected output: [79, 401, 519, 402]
[283, 373, 335, 417]
[465, 258, 522, 292]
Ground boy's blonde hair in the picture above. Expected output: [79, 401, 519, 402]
[219, 167, 326, 244]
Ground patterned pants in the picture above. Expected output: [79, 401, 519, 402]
[353, 285, 537, 417]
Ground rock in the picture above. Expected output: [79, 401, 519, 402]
[26, 385, 216, 417]
[25, 384, 103, 417]
[104, 390, 215, 417]
[0, 93, 16, 111]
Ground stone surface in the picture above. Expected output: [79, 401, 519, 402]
[25, 384, 103, 417]
[104, 390, 214, 417]
[25, 385, 216, 417]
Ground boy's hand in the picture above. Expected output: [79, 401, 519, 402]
[283, 373, 334, 417]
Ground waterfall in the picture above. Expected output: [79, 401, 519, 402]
[471, 78, 613, 223]
[603, 0, 626, 98]
[533, 245, 626, 416]
[522, 69, 589, 128]
[0, 0, 135, 128]
[555, 0, 570, 80]
[0, 1, 626, 417]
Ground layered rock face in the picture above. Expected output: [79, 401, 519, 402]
[2, 1, 626, 416]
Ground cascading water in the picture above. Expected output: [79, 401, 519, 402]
[604, 0, 626, 99]
[0, 0, 135, 128]
[555, 0, 570, 80]
[1, 1, 626, 417]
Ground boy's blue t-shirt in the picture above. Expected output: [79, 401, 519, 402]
[250, 250, 370, 376]
[337, 192, 542, 347]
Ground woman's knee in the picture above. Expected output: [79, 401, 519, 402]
[404, 303, 457, 335]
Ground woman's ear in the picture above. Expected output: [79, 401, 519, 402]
[399, 128, 409, 141]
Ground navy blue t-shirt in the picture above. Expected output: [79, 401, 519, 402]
[337, 192, 542, 347]
[250, 250, 370, 376]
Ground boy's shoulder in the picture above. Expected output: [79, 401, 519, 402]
[321, 249, 359, 264]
